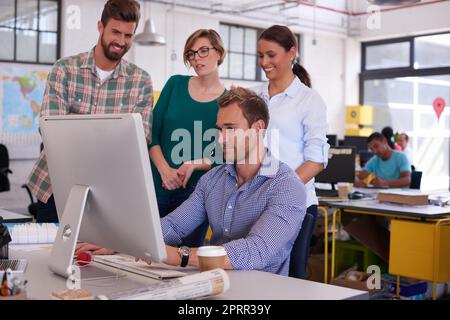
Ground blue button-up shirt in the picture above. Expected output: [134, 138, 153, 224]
[161, 151, 307, 276]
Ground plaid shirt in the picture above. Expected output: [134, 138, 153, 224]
[28, 48, 153, 203]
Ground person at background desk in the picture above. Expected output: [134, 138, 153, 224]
[253, 25, 329, 236]
[77, 88, 307, 276]
[149, 29, 226, 247]
[397, 132, 414, 169]
[27, 0, 153, 223]
[355, 132, 411, 188]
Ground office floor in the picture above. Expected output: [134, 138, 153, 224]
[0, 159, 35, 209]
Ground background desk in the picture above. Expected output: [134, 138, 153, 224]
[319, 199, 450, 299]
[10, 247, 368, 300]
[0, 208, 33, 223]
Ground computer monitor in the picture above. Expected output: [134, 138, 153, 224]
[326, 134, 337, 147]
[40, 114, 166, 277]
[315, 146, 356, 196]
[343, 136, 368, 153]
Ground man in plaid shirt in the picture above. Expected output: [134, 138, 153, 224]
[28, 0, 153, 222]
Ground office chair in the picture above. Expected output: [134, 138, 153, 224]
[0, 144, 13, 192]
[22, 184, 39, 218]
[21, 143, 44, 217]
[289, 212, 315, 279]
[358, 150, 374, 168]
[410, 171, 422, 190]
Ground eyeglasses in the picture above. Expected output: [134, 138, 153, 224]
[184, 46, 216, 61]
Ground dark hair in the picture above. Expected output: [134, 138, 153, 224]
[259, 25, 311, 88]
[183, 29, 226, 67]
[217, 87, 269, 129]
[367, 132, 386, 144]
[101, 0, 141, 28]
[381, 126, 395, 148]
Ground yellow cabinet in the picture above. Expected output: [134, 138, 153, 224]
[346, 105, 373, 125]
[389, 219, 450, 283]
[345, 105, 374, 137]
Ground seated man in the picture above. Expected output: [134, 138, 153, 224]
[355, 132, 411, 188]
[77, 87, 307, 276]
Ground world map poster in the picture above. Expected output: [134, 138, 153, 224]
[0, 63, 51, 158]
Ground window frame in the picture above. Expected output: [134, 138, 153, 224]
[360, 31, 450, 190]
[360, 31, 450, 104]
[0, 0, 61, 65]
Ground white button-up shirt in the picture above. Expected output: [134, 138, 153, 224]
[253, 77, 329, 207]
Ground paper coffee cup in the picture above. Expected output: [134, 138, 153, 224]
[196, 246, 227, 272]
[337, 182, 352, 198]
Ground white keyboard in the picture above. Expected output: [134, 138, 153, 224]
[0, 259, 28, 274]
[93, 254, 186, 280]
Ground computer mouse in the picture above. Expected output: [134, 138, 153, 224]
[348, 191, 364, 200]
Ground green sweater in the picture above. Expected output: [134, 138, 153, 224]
[150, 75, 223, 196]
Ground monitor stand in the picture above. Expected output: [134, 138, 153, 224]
[48, 185, 120, 281]
[315, 183, 339, 197]
[49, 185, 89, 278]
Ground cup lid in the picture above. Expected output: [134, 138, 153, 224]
[196, 246, 227, 257]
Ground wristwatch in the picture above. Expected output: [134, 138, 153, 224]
[178, 246, 191, 267]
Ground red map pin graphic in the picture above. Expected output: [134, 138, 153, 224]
[433, 97, 446, 120]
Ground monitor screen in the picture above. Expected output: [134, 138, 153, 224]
[326, 134, 337, 147]
[343, 135, 368, 153]
[41, 114, 167, 274]
[315, 146, 356, 184]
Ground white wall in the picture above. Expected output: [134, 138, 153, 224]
[61, 0, 103, 57]
[59, 0, 351, 140]
[302, 33, 347, 137]
[350, 0, 450, 40]
[344, 38, 361, 107]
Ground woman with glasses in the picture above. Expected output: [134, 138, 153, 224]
[149, 29, 226, 247]
[253, 25, 329, 234]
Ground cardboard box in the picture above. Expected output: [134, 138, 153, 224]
[342, 214, 390, 262]
[306, 253, 327, 283]
[331, 270, 373, 292]
[377, 191, 429, 206]
[331, 278, 370, 291]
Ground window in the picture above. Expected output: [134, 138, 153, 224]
[0, 0, 60, 64]
[361, 32, 450, 190]
[365, 41, 410, 70]
[219, 23, 300, 82]
[414, 34, 450, 69]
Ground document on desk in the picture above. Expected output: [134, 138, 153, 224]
[93, 254, 187, 280]
[7, 223, 58, 244]
[96, 268, 230, 300]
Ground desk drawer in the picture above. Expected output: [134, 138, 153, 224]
[389, 219, 450, 283]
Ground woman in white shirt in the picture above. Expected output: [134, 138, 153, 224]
[253, 25, 329, 227]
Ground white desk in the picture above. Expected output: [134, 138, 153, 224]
[323, 199, 450, 219]
[0, 208, 33, 223]
[11, 247, 368, 300]
[318, 197, 450, 299]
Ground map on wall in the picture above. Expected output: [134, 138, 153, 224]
[0, 63, 50, 159]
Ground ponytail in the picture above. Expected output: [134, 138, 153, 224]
[292, 62, 311, 88]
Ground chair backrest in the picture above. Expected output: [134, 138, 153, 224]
[0, 144, 11, 192]
[410, 171, 422, 189]
[358, 150, 374, 168]
[0, 144, 9, 168]
[289, 212, 315, 279]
